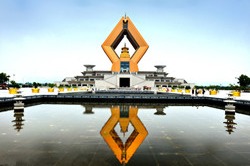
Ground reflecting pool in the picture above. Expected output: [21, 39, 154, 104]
[0, 104, 250, 166]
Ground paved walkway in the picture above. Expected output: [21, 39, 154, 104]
[198, 90, 250, 101]
[1, 88, 250, 101]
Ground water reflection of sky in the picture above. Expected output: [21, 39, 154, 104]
[0, 104, 250, 165]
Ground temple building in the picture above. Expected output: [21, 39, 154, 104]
[64, 16, 189, 90]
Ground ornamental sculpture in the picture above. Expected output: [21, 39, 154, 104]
[102, 16, 149, 72]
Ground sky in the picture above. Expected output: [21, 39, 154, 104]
[0, 0, 249, 86]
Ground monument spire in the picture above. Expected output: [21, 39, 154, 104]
[101, 16, 149, 72]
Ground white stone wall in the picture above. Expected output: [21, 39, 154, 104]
[95, 74, 155, 89]
[95, 74, 118, 89]
[130, 74, 154, 88]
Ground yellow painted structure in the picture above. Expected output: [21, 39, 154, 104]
[232, 91, 241, 97]
[58, 88, 64, 92]
[177, 89, 183, 93]
[32, 88, 40, 93]
[100, 106, 148, 164]
[102, 16, 149, 72]
[209, 90, 217, 95]
[9, 88, 18, 94]
[48, 88, 54, 92]
[171, 89, 176, 92]
[67, 88, 72, 91]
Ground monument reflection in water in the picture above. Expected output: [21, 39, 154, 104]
[2, 103, 250, 165]
[82, 103, 238, 165]
[100, 105, 148, 164]
[10, 104, 167, 165]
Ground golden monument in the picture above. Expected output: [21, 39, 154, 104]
[100, 105, 148, 164]
[102, 16, 149, 73]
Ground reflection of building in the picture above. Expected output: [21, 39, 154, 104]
[224, 111, 237, 134]
[12, 109, 25, 132]
[223, 95, 237, 134]
[154, 107, 166, 115]
[83, 105, 94, 114]
[62, 15, 189, 89]
[100, 106, 148, 164]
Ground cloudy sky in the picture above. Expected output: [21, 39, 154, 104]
[0, 0, 249, 85]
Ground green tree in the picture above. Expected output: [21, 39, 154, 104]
[0, 72, 10, 84]
[237, 74, 250, 87]
[10, 80, 20, 88]
[32, 82, 41, 88]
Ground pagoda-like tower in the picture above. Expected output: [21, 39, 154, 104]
[119, 43, 131, 72]
[102, 16, 149, 73]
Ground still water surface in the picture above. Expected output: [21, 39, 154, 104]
[0, 104, 250, 166]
